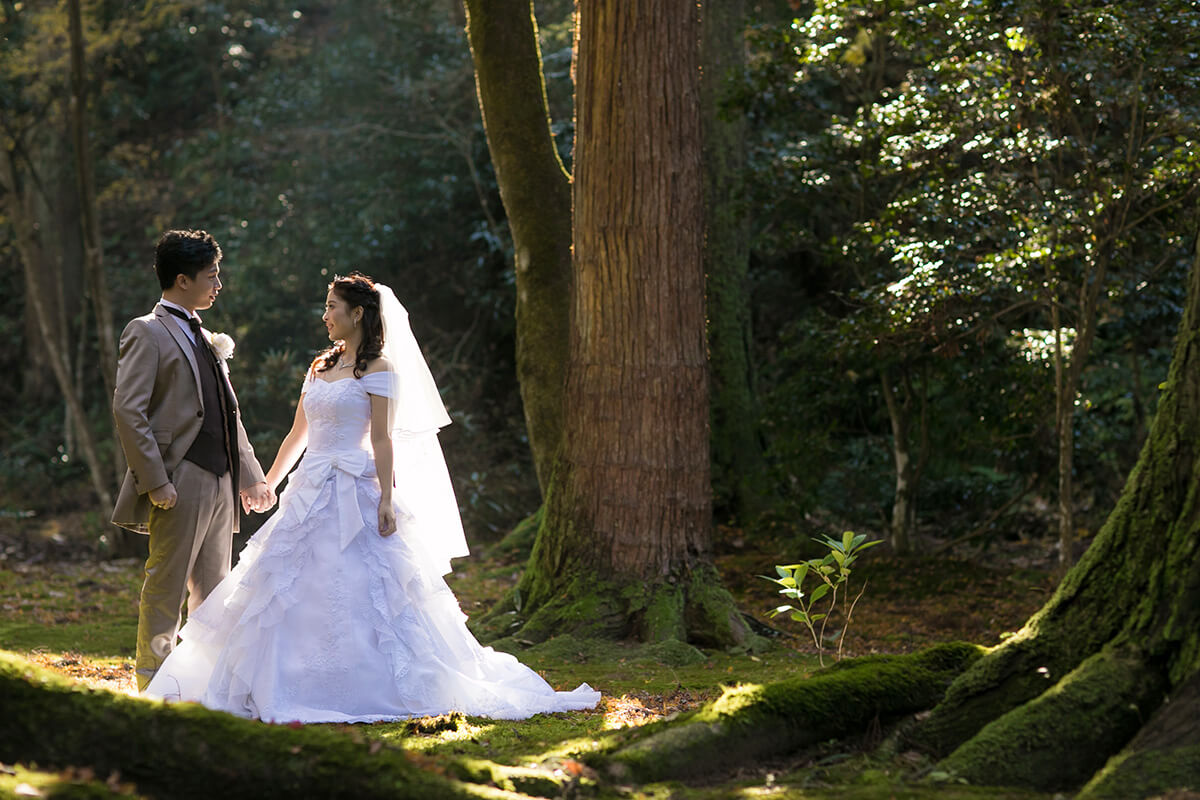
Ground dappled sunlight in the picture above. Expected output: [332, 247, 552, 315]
[735, 783, 806, 798]
[26, 651, 137, 696]
[398, 718, 497, 752]
[600, 687, 711, 730]
[709, 682, 765, 716]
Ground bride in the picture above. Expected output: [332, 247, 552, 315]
[145, 273, 599, 722]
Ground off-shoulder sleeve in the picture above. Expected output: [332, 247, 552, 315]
[360, 371, 394, 397]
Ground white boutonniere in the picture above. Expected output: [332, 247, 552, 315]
[209, 332, 236, 361]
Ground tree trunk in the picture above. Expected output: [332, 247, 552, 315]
[490, 0, 753, 648]
[67, 0, 117, 403]
[880, 367, 925, 555]
[905, 231, 1200, 796]
[702, 0, 766, 522]
[10, 208, 112, 515]
[68, 0, 133, 554]
[3, 149, 112, 514]
[462, 0, 571, 496]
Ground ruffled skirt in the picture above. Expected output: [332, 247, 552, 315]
[145, 460, 599, 723]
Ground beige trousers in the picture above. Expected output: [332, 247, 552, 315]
[135, 459, 235, 690]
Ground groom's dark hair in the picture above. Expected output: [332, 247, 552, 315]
[155, 229, 222, 290]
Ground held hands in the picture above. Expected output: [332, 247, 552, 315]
[378, 499, 397, 537]
[148, 482, 178, 511]
[240, 482, 277, 514]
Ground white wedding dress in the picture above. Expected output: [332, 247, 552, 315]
[145, 372, 599, 723]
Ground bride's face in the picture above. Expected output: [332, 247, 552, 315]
[322, 290, 360, 342]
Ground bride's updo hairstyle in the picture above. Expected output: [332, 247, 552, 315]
[313, 272, 384, 378]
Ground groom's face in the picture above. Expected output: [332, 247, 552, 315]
[178, 261, 222, 312]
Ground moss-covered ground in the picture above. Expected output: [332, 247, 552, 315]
[0, 518, 1059, 799]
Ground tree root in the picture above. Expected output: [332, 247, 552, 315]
[599, 642, 983, 783]
[935, 642, 1168, 791]
[1078, 665, 1200, 799]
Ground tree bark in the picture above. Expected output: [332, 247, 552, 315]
[462, 0, 571, 496]
[67, 0, 116, 404]
[490, 0, 753, 648]
[68, 0, 131, 546]
[3, 149, 113, 514]
[880, 367, 926, 555]
[702, 0, 767, 521]
[904, 230, 1200, 795]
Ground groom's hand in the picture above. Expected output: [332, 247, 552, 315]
[240, 481, 275, 514]
[148, 482, 177, 511]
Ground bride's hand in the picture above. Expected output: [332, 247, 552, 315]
[378, 500, 397, 537]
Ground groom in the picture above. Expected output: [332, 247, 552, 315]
[112, 229, 275, 690]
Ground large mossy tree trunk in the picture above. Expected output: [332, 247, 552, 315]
[702, 0, 768, 523]
[463, 0, 571, 496]
[488, 0, 753, 648]
[904, 232, 1200, 797]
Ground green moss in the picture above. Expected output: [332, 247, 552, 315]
[603, 642, 984, 783]
[0, 560, 141, 658]
[636, 639, 708, 667]
[683, 565, 763, 650]
[1079, 744, 1200, 799]
[641, 583, 686, 642]
[0, 763, 145, 799]
[447, 757, 567, 797]
[0, 650, 481, 799]
[487, 506, 543, 562]
[936, 644, 1167, 792]
[0, 620, 136, 657]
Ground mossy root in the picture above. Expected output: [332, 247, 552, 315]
[601, 642, 983, 783]
[0, 651, 498, 800]
[936, 642, 1167, 792]
[1077, 666, 1200, 799]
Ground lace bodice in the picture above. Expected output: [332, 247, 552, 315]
[301, 373, 392, 454]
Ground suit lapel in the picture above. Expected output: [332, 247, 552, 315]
[154, 304, 204, 406]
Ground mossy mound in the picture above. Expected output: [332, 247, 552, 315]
[0, 651, 497, 800]
[498, 633, 709, 669]
[487, 506, 543, 562]
[600, 641, 984, 783]
[0, 762, 146, 800]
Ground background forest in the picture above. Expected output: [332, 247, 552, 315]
[4, 2, 1200, 798]
[3, 0, 1195, 563]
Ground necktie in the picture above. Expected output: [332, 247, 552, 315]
[163, 305, 204, 342]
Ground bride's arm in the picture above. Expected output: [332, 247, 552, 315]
[265, 395, 309, 493]
[368, 393, 397, 536]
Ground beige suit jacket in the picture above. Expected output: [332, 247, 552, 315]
[111, 304, 266, 533]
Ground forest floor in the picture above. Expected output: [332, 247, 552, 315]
[0, 512, 1063, 799]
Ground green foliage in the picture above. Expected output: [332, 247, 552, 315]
[765, 530, 880, 663]
[742, 0, 1198, 539]
[2, 0, 586, 538]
